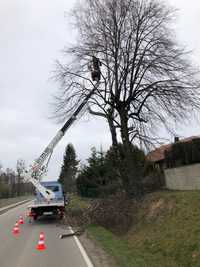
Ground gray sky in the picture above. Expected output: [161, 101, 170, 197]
[0, 0, 200, 179]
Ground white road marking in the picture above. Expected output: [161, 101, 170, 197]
[1, 202, 94, 266]
[69, 226, 94, 267]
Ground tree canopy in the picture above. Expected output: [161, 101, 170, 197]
[54, 0, 200, 196]
[54, 0, 200, 148]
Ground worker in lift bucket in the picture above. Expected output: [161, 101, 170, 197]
[89, 56, 102, 82]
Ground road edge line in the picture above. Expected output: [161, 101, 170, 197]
[69, 226, 94, 267]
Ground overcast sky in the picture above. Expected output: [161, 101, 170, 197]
[0, 0, 200, 180]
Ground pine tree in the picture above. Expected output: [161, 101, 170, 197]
[58, 144, 79, 193]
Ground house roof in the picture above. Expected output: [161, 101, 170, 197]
[147, 136, 200, 162]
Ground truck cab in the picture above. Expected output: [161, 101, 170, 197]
[29, 181, 65, 220]
[36, 181, 64, 201]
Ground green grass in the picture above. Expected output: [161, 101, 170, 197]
[88, 225, 150, 267]
[87, 191, 200, 267]
[66, 194, 91, 218]
[67, 194, 90, 210]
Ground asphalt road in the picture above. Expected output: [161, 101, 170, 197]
[0, 202, 92, 267]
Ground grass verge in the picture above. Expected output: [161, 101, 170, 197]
[87, 225, 148, 267]
[0, 196, 31, 209]
[77, 191, 200, 267]
[67, 194, 90, 210]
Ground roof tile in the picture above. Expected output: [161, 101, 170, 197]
[147, 136, 200, 162]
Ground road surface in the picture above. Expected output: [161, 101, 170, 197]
[0, 202, 92, 267]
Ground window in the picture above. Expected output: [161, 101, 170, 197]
[46, 185, 59, 192]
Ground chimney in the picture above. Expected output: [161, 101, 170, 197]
[174, 136, 179, 143]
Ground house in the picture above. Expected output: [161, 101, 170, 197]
[147, 136, 200, 170]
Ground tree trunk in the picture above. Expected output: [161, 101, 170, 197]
[118, 108, 143, 197]
[88, 107, 118, 147]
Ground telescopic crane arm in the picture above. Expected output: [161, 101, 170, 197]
[25, 62, 101, 201]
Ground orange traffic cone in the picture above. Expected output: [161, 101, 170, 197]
[12, 222, 19, 235]
[19, 215, 24, 225]
[36, 232, 46, 251]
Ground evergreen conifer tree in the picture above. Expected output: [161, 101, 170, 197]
[59, 144, 79, 193]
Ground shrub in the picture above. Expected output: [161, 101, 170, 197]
[143, 162, 165, 193]
[77, 144, 148, 198]
[0, 183, 10, 198]
[87, 192, 135, 234]
[165, 138, 200, 168]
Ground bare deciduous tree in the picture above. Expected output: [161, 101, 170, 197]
[53, 0, 200, 196]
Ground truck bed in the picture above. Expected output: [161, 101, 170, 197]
[28, 199, 64, 208]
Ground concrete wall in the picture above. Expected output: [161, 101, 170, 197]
[164, 163, 200, 190]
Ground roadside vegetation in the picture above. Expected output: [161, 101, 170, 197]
[0, 196, 31, 209]
[0, 160, 33, 199]
[59, 143, 163, 199]
[58, 144, 79, 194]
[60, 135, 200, 266]
[67, 191, 200, 267]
